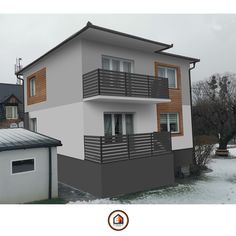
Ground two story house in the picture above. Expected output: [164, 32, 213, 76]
[16, 22, 199, 197]
[0, 83, 24, 129]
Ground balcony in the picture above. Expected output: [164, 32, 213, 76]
[83, 69, 171, 104]
[84, 132, 172, 164]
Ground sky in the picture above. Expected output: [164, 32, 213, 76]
[1, 14, 236, 84]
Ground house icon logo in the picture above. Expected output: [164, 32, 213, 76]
[113, 214, 124, 225]
[108, 210, 129, 231]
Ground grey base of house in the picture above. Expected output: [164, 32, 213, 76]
[173, 148, 193, 177]
[58, 153, 175, 198]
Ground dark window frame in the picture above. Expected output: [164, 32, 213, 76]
[11, 158, 35, 175]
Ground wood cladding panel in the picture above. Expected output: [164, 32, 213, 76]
[155, 62, 183, 136]
[27, 68, 47, 105]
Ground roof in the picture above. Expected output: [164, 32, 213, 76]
[0, 128, 62, 152]
[0, 83, 23, 104]
[156, 51, 200, 63]
[16, 21, 173, 75]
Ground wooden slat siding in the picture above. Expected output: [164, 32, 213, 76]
[27, 68, 47, 105]
[83, 69, 169, 99]
[84, 132, 172, 164]
[154, 62, 184, 137]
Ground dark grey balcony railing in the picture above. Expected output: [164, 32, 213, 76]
[83, 69, 169, 99]
[84, 132, 172, 164]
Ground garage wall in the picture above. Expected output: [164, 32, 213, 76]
[0, 147, 58, 204]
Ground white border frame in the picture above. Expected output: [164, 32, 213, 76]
[10, 157, 36, 176]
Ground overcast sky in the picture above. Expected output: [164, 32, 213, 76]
[1, 14, 236, 84]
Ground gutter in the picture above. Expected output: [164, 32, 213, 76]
[154, 43, 173, 53]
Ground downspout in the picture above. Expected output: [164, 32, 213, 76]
[48, 147, 52, 199]
[188, 62, 196, 164]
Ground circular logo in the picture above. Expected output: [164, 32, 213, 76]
[108, 210, 129, 231]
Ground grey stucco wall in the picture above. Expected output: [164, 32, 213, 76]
[23, 38, 83, 113]
[81, 39, 191, 106]
[0, 147, 58, 204]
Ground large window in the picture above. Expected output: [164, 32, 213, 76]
[160, 113, 179, 133]
[5, 106, 18, 119]
[29, 77, 36, 96]
[158, 66, 177, 88]
[104, 113, 134, 137]
[102, 56, 133, 73]
[12, 158, 35, 174]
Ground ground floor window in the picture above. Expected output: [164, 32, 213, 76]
[160, 112, 179, 133]
[11, 158, 35, 174]
[104, 113, 134, 137]
[30, 118, 37, 132]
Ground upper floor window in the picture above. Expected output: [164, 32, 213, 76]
[29, 77, 36, 96]
[160, 112, 179, 133]
[102, 56, 134, 73]
[5, 106, 18, 119]
[158, 66, 177, 88]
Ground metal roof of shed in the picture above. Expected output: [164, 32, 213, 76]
[0, 128, 62, 152]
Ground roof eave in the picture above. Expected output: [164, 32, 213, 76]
[16, 22, 172, 75]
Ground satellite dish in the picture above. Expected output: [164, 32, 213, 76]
[10, 123, 18, 128]
[18, 121, 24, 128]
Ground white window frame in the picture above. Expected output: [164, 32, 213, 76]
[11, 157, 36, 175]
[160, 112, 179, 134]
[102, 55, 134, 73]
[29, 77, 36, 97]
[104, 112, 135, 135]
[158, 66, 177, 89]
[5, 106, 18, 119]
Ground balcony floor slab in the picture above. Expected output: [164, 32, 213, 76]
[83, 95, 171, 104]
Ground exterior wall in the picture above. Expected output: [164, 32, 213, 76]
[23, 38, 83, 113]
[28, 102, 84, 160]
[58, 153, 175, 198]
[0, 147, 58, 203]
[83, 101, 157, 136]
[27, 68, 47, 105]
[81, 39, 193, 150]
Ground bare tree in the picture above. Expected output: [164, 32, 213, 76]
[192, 73, 236, 155]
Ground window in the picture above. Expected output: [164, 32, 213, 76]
[104, 113, 134, 136]
[12, 158, 35, 174]
[30, 118, 37, 132]
[102, 56, 134, 72]
[5, 106, 18, 119]
[160, 113, 179, 133]
[29, 77, 36, 96]
[158, 66, 177, 88]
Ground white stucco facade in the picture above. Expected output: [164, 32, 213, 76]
[21, 27, 195, 161]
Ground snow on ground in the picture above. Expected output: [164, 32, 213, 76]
[69, 148, 236, 204]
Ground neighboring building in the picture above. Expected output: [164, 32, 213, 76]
[16, 22, 200, 197]
[0, 83, 23, 128]
[0, 128, 62, 203]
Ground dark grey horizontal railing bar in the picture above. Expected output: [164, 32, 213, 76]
[84, 132, 172, 164]
[83, 69, 169, 99]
